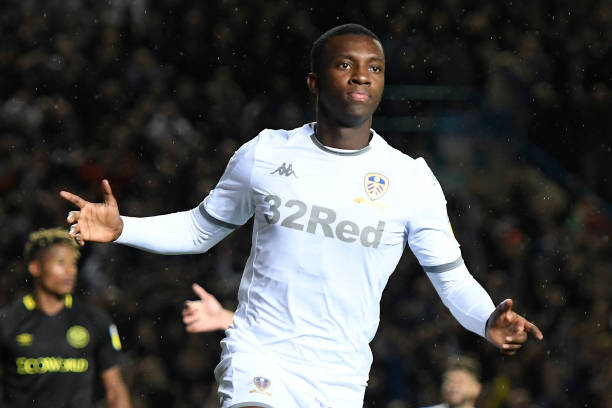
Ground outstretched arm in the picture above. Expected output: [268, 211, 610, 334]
[60, 179, 123, 246]
[182, 283, 234, 332]
[427, 263, 543, 355]
[60, 180, 235, 254]
[485, 299, 543, 355]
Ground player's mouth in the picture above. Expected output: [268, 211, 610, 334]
[63, 279, 76, 288]
[348, 91, 369, 101]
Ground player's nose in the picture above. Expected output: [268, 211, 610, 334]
[350, 64, 371, 85]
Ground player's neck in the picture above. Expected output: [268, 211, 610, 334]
[33, 287, 67, 316]
[314, 117, 373, 150]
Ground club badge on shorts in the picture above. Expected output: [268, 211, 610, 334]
[249, 376, 272, 396]
[364, 173, 389, 201]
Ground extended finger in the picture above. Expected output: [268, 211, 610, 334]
[192, 283, 210, 300]
[101, 179, 118, 206]
[59, 190, 89, 208]
[525, 321, 544, 340]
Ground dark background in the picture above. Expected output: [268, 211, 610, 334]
[1, 1, 611, 407]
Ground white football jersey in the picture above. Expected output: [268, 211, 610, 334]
[201, 123, 461, 388]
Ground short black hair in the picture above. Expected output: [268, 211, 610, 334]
[24, 228, 80, 263]
[310, 23, 382, 73]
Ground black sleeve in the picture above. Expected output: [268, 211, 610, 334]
[87, 307, 124, 373]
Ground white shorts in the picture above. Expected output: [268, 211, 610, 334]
[214, 348, 365, 408]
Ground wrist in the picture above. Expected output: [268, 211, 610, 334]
[484, 313, 493, 340]
[219, 309, 234, 330]
[114, 217, 124, 240]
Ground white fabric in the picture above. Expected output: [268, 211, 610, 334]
[216, 345, 361, 408]
[114, 123, 495, 406]
[115, 209, 233, 254]
[426, 263, 495, 337]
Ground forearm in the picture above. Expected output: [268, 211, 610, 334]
[106, 383, 131, 408]
[426, 263, 495, 337]
[102, 366, 132, 408]
[114, 207, 233, 254]
[219, 308, 235, 330]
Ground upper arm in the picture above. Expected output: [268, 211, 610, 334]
[201, 136, 259, 226]
[406, 158, 461, 267]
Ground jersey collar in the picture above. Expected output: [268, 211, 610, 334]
[23, 293, 73, 311]
[307, 122, 373, 156]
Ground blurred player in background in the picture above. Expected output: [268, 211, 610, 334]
[60, 24, 542, 408]
[0, 228, 131, 408]
[421, 356, 482, 408]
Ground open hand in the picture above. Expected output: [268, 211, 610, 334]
[182, 283, 234, 333]
[486, 299, 543, 355]
[59, 179, 123, 246]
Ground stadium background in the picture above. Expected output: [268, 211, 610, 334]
[1, 1, 610, 407]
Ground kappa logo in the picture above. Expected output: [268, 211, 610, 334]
[249, 376, 272, 396]
[270, 162, 298, 178]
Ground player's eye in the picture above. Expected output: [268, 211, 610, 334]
[370, 65, 382, 73]
[338, 62, 351, 69]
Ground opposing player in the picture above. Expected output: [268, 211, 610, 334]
[0, 228, 131, 408]
[60, 24, 543, 408]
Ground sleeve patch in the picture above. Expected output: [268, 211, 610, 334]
[108, 324, 122, 351]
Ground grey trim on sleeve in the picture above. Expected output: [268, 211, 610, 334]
[198, 203, 240, 229]
[422, 256, 464, 273]
[230, 403, 274, 408]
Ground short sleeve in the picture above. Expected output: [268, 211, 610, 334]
[200, 136, 258, 227]
[90, 308, 123, 373]
[406, 158, 462, 268]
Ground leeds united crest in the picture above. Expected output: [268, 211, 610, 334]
[364, 173, 389, 201]
[249, 376, 272, 396]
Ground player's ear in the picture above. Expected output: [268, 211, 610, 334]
[28, 260, 41, 278]
[306, 72, 318, 94]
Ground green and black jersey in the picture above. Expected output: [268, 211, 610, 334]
[0, 294, 123, 408]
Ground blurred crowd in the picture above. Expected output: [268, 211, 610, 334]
[1, 0, 610, 407]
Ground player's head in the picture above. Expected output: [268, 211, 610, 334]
[307, 24, 385, 127]
[441, 356, 482, 407]
[309, 23, 382, 74]
[24, 228, 80, 297]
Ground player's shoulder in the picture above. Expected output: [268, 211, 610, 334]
[71, 297, 114, 326]
[371, 130, 431, 174]
[0, 296, 30, 335]
[0, 295, 30, 317]
[255, 123, 313, 146]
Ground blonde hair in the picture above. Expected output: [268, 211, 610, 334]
[24, 228, 80, 262]
[446, 356, 481, 382]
